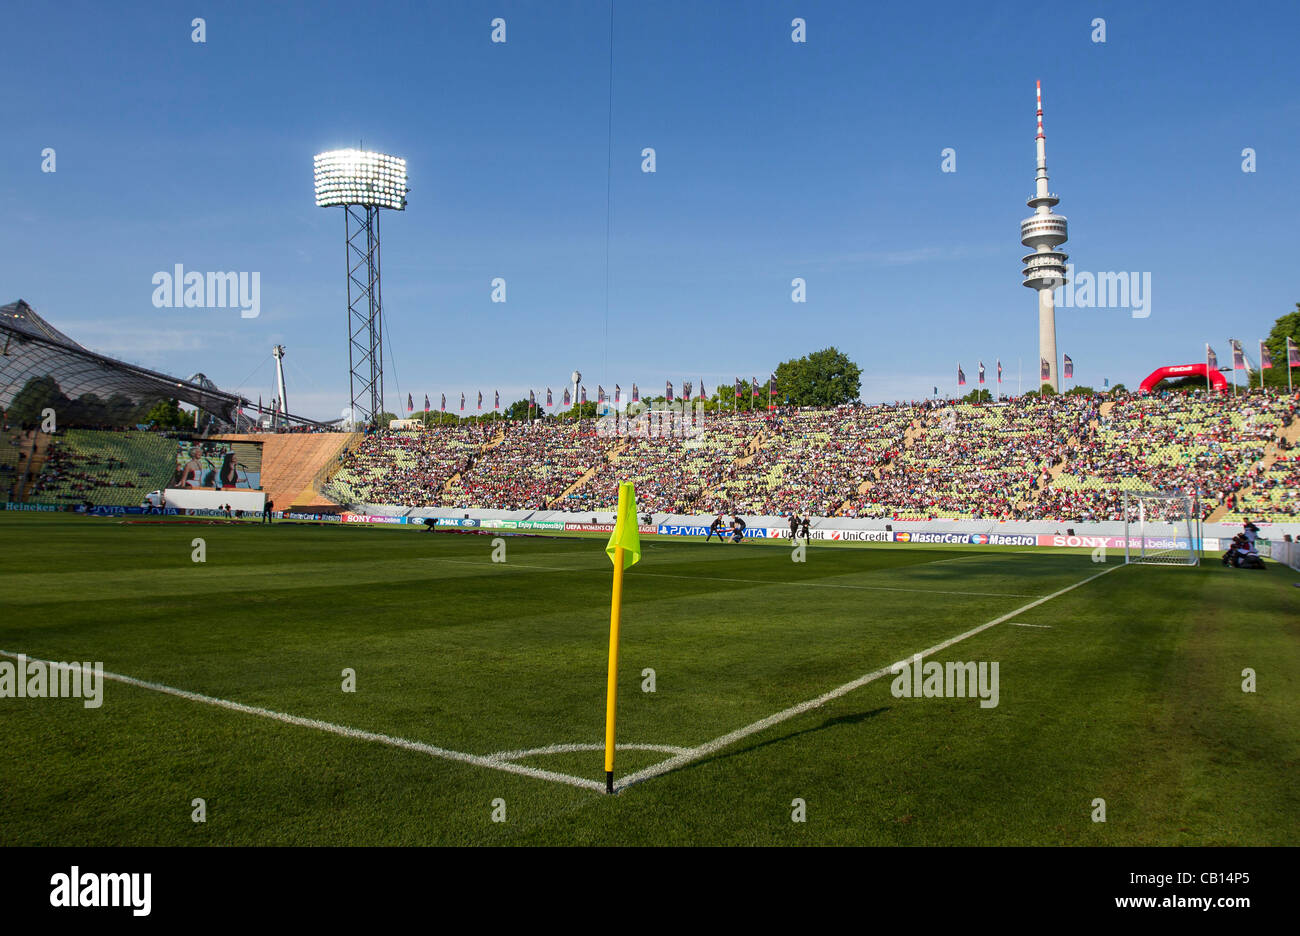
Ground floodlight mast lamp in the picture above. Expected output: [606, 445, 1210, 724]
[313, 149, 409, 426]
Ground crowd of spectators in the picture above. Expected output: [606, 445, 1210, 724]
[856, 396, 1096, 520]
[28, 430, 174, 506]
[442, 419, 616, 511]
[318, 389, 1300, 521]
[324, 424, 493, 507]
[1037, 393, 1294, 521]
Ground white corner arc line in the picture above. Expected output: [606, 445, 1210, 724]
[488, 742, 691, 762]
[0, 651, 604, 794]
[613, 563, 1123, 792]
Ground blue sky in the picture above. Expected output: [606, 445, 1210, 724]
[3, 0, 1298, 419]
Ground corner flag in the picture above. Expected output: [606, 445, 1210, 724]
[605, 482, 642, 569]
[603, 481, 640, 793]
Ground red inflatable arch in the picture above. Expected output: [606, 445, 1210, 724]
[1138, 363, 1228, 394]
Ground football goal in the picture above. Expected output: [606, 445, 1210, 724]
[1123, 490, 1201, 566]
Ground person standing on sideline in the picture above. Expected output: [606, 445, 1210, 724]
[263, 498, 274, 524]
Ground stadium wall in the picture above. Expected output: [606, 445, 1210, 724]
[353, 505, 1300, 543]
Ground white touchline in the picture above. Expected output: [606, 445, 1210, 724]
[612, 563, 1123, 792]
[0, 650, 604, 794]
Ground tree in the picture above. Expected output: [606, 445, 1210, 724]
[1108, 383, 1127, 396]
[1260, 302, 1300, 388]
[960, 388, 992, 403]
[142, 398, 190, 430]
[1064, 385, 1097, 397]
[415, 410, 462, 427]
[562, 401, 600, 421]
[7, 375, 65, 426]
[773, 347, 862, 407]
[502, 398, 545, 421]
[1153, 376, 1208, 393]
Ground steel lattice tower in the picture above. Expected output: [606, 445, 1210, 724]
[345, 206, 385, 424]
[314, 149, 408, 426]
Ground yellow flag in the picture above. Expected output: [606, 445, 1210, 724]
[605, 481, 641, 570]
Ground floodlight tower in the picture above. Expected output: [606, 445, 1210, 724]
[1020, 81, 1068, 392]
[314, 149, 409, 425]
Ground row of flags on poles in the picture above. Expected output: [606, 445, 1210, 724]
[947, 338, 1299, 394]
[1208, 338, 1300, 372]
[395, 340, 1300, 416]
[955, 359, 1039, 387]
[403, 375, 786, 414]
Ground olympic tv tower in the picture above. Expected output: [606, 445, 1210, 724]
[1020, 81, 1068, 392]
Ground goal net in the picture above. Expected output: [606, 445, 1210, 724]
[1123, 490, 1201, 566]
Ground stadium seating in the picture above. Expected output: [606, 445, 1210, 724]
[15, 389, 1295, 521]
[28, 429, 174, 506]
[0, 430, 35, 501]
[320, 390, 1298, 521]
[324, 425, 495, 508]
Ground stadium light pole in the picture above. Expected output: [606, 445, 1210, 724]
[314, 149, 409, 427]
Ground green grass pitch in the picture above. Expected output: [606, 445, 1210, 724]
[1, 513, 1296, 845]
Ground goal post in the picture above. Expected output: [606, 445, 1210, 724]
[1123, 489, 1201, 566]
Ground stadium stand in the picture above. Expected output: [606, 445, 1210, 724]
[318, 389, 1299, 522]
[1037, 393, 1294, 521]
[0, 430, 36, 501]
[27, 429, 175, 506]
[324, 425, 494, 508]
[9, 390, 1297, 522]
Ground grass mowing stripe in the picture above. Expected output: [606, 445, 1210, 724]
[425, 556, 1043, 598]
[613, 561, 1124, 792]
[0, 649, 605, 794]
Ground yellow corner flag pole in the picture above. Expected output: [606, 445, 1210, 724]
[603, 481, 641, 794]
